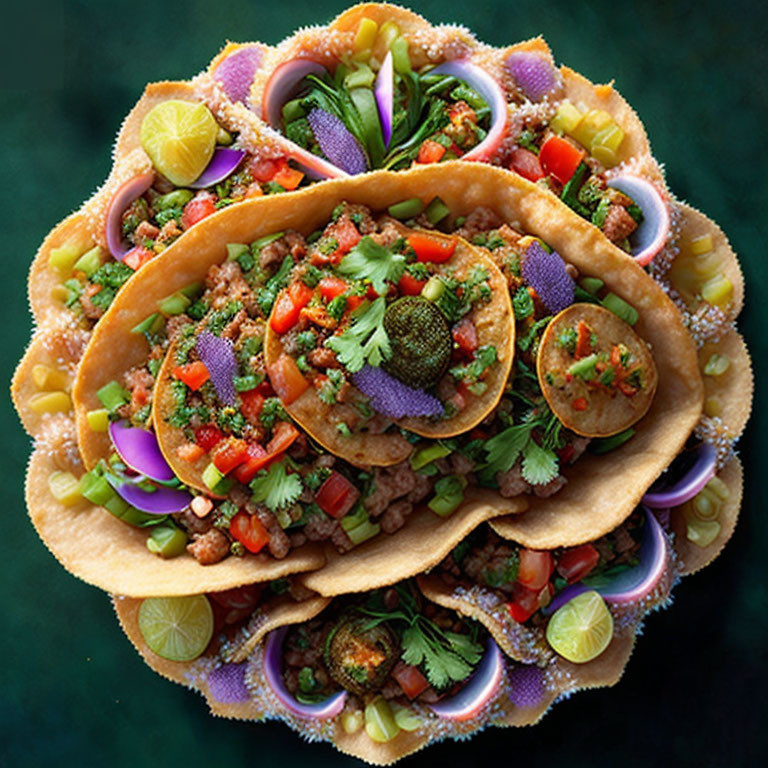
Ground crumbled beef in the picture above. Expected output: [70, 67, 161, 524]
[205, 261, 253, 309]
[166, 314, 192, 344]
[380, 500, 413, 534]
[134, 220, 160, 241]
[369, 217, 403, 247]
[496, 462, 531, 497]
[450, 452, 475, 475]
[330, 524, 355, 553]
[178, 507, 213, 535]
[187, 528, 230, 565]
[259, 229, 306, 270]
[221, 308, 248, 340]
[253, 507, 290, 559]
[532, 474, 567, 498]
[157, 219, 183, 244]
[454, 207, 502, 240]
[405, 472, 432, 505]
[365, 462, 420, 517]
[307, 347, 340, 369]
[602, 204, 638, 244]
[304, 512, 338, 541]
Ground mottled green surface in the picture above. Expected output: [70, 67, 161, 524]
[1, 1, 765, 765]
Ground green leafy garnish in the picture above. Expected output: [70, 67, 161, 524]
[249, 459, 303, 511]
[325, 297, 390, 372]
[337, 237, 405, 295]
[521, 440, 559, 485]
[512, 286, 534, 319]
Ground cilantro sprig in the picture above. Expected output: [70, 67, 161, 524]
[336, 236, 405, 295]
[325, 297, 390, 372]
[249, 459, 303, 511]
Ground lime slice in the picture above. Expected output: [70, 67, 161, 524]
[545, 590, 613, 663]
[138, 595, 214, 661]
[140, 101, 218, 186]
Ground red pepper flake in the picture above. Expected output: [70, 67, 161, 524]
[572, 397, 588, 411]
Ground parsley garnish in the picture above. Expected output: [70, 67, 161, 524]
[259, 397, 288, 430]
[325, 297, 390, 372]
[249, 459, 303, 511]
[512, 286, 534, 319]
[336, 236, 405, 295]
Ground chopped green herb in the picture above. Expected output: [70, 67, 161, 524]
[325, 297, 391, 372]
[249, 460, 303, 511]
[337, 236, 406, 295]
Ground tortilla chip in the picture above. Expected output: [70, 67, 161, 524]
[26, 440, 326, 597]
[261, 232, 513, 466]
[537, 303, 658, 437]
[672, 455, 742, 575]
[113, 591, 328, 719]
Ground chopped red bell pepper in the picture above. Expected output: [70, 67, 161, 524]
[266, 421, 300, 455]
[417, 139, 447, 164]
[232, 442, 271, 484]
[509, 148, 545, 182]
[556, 544, 600, 584]
[392, 662, 430, 699]
[319, 276, 349, 302]
[507, 582, 541, 623]
[314, 471, 361, 519]
[194, 424, 224, 452]
[575, 321, 593, 359]
[272, 159, 304, 191]
[288, 280, 313, 309]
[398, 272, 426, 296]
[181, 192, 217, 229]
[452, 317, 478, 354]
[211, 437, 249, 475]
[240, 389, 265, 424]
[407, 233, 457, 264]
[248, 157, 283, 183]
[267, 353, 309, 405]
[177, 442, 205, 463]
[517, 549, 554, 591]
[123, 245, 155, 271]
[539, 136, 585, 186]
[270, 291, 300, 334]
[333, 217, 363, 257]
[229, 510, 270, 554]
[173, 360, 210, 391]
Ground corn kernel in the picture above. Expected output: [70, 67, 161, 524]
[355, 18, 378, 52]
[341, 710, 364, 734]
[32, 364, 70, 391]
[690, 234, 713, 255]
[701, 273, 733, 307]
[570, 109, 613, 149]
[50, 285, 70, 303]
[549, 100, 583, 135]
[86, 408, 110, 432]
[592, 123, 625, 153]
[693, 489, 719, 521]
[48, 471, 83, 506]
[704, 396, 723, 418]
[686, 518, 721, 548]
[692, 251, 722, 279]
[591, 144, 618, 168]
[703, 353, 730, 377]
[707, 476, 731, 501]
[28, 391, 72, 414]
[48, 243, 87, 276]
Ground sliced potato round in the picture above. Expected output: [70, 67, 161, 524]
[537, 303, 658, 437]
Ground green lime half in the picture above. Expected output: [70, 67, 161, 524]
[545, 590, 613, 663]
[138, 595, 214, 661]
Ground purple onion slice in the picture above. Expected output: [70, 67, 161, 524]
[105, 173, 155, 260]
[594, 508, 668, 604]
[196, 331, 238, 406]
[108, 420, 175, 482]
[307, 108, 368, 175]
[111, 479, 192, 514]
[428, 637, 504, 721]
[263, 628, 347, 719]
[352, 365, 443, 420]
[505, 52, 559, 102]
[521, 241, 575, 314]
[374, 51, 394, 148]
[642, 442, 717, 509]
[189, 148, 245, 189]
[207, 662, 251, 703]
[607, 175, 670, 267]
[428, 60, 507, 162]
[213, 45, 264, 106]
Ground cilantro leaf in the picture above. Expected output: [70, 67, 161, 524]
[517, 316, 552, 353]
[483, 423, 534, 474]
[337, 237, 405, 295]
[521, 440, 559, 485]
[325, 297, 391, 372]
[249, 460, 303, 511]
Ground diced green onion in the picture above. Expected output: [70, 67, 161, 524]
[590, 427, 636, 455]
[346, 519, 381, 546]
[282, 98, 306, 123]
[424, 196, 451, 226]
[158, 292, 191, 316]
[73, 246, 103, 277]
[390, 36, 411, 74]
[601, 293, 638, 326]
[131, 312, 165, 335]
[79, 470, 115, 506]
[86, 408, 110, 432]
[410, 442, 452, 471]
[579, 277, 605, 295]
[179, 281, 204, 299]
[428, 475, 467, 517]
[96, 380, 130, 412]
[154, 189, 194, 211]
[226, 243, 250, 262]
[421, 275, 445, 302]
[252, 232, 285, 253]
[340, 505, 368, 532]
[202, 462, 225, 492]
[388, 198, 425, 220]
[146, 524, 188, 558]
[567, 353, 598, 380]
[119, 504, 163, 527]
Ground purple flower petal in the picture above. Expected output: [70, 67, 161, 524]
[522, 242, 575, 314]
[207, 663, 250, 704]
[196, 330, 238, 406]
[352, 365, 443, 420]
[213, 46, 264, 105]
[505, 52, 558, 102]
[508, 664, 546, 708]
[307, 108, 367, 175]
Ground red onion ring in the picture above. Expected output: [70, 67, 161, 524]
[428, 637, 505, 721]
[105, 172, 155, 260]
[428, 60, 508, 162]
[606, 175, 670, 267]
[108, 420, 175, 482]
[110, 479, 192, 514]
[189, 148, 245, 189]
[263, 628, 347, 719]
[642, 442, 717, 509]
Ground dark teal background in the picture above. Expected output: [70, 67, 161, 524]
[2, 1, 766, 765]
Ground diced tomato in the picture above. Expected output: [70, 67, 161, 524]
[572, 397, 588, 411]
[211, 437, 249, 474]
[392, 663, 430, 699]
[398, 272, 426, 296]
[617, 379, 638, 397]
[194, 424, 224, 452]
[319, 276, 349, 302]
[229, 510, 270, 554]
[300, 304, 337, 329]
[267, 353, 309, 405]
[539, 136, 585, 186]
[244, 183, 264, 199]
[517, 549, 554, 591]
[345, 295, 365, 313]
[248, 156, 282, 183]
[452, 317, 478, 354]
[315, 471, 361, 519]
[288, 280, 313, 309]
[558, 443, 575, 463]
[509, 148, 545, 182]
[507, 582, 541, 623]
[176, 442, 205, 463]
[272, 160, 304, 191]
[267, 421, 300, 455]
[240, 389, 265, 424]
[417, 139, 447, 164]
[123, 245, 155, 271]
[407, 233, 457, 264]
[173, 360, 210, 391]
[556, 544, 600, 584]
[270, 291, 302, 334]
[181, 192, 217, 229]
[333, 217, 363, 256]
[575, 321, 592, 359]
[232, 442, 271, 484]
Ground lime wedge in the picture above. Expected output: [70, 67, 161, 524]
[140, 101, 218, 186]
[545, 590, 613, 663]
[138, 595, 214, 661]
